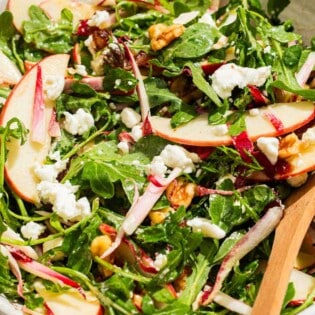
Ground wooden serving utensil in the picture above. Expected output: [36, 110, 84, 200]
[252, 174, 315, 315]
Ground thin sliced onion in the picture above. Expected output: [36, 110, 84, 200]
[101, 168, 182, 258]
[202, 205, 284, 305]
[295, 51, 315, 87]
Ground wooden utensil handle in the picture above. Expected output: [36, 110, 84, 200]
[252, 175, 315, 315]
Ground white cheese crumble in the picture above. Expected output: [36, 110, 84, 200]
[249, 108, 260, 116]
[186, 217, 226, 239]
[63, 108, 94, 135]
[153, 253, 168, 271]
[44, 75, 65, 101]
[213, 124, 228, 136]
[68, 64, 88, 76]
[160, 144, 201, 173]
[120, 107, 141, 128]
[37, 180, 91, 222]
[302, 127, 315, 145]
[87, 10, 110, 28]
[211, 63, 271, 99]
[117, 141, 130, 154]
[21, 221, 46, 240]
[149, 156, 168, 176]
[131, 124, 143, 142]
[256, 137, 279, 165]
[34, 151, 68, 183]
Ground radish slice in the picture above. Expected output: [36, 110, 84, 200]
[2, 227, 38, 260]
[101, 168, 182, 258]
[295, 52, 315, 87]
[7, 246, 84, 296]
[123, 43, 151, 124]
[202, 205, 284, 305]
[0, 245, 24, 298]
[31, 65, 46, 144]
[48, 109, 61, 138]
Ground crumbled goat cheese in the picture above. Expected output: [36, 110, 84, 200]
[34, 152, 68, 183]
[87, 10, 110, 28]
[37, 180, 91, 222]
[212, 63, 271, 98]
[264, 45, 271, 54]
[149, 156, 168, 176]
[213, 124, 228, 136]
[160, 144, 201, 173]
[249, 108, 260, 116]
[131, 124, 143, 141]
[187, 217, 226, 239]
[21, 221, 46, 240]
[287, 173, 308, 188]
[153, 254, 168, 271]
[120, 107, 141, 128]
[117, 141, 130, 154]
[302, 127, 315, 145]
[44, 75, 65, 101]
[68, 64, 88, 76]
[63, 108, 94, 135]
[256, 137, 279, 165]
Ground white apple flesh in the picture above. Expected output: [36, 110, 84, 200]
[289, 268, 315, 304]
[151, 102, 315, 146]
[0, 54, 69, 204]
[7, 0, 42, 32]
[35, 283, 103, 315]
[0, 50, 22, 85]
[39, 0, 98, 27]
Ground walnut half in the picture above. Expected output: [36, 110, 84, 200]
[148, 23, 185, 51]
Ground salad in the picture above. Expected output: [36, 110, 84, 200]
[0, 0, 315, 314]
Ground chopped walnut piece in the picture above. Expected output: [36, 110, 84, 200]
[166, 178, 196, 209]
[149, 207, 173, 225]
[148, 23, 185, 51]
[278, 133, 302, 159]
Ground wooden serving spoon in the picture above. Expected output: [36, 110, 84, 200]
[252, 174, 315, 315]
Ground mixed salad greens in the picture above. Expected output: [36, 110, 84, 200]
[0, 0, 315, 314]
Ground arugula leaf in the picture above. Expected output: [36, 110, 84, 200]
[103, 67, 137, 93]
[63, 215, 102, 273]
[271, 48, 315, 100]
[133, 135, 170, 159]
[185, 61, 222, 107]
[0, 251, 18, 299]
[0, 11, 16, 57]
[23, 6, 73, 53]
[66, 141, 148, 202]
[144, 77, 183, 109]
[163, 23, 221, 60]
[82, 162, 114, 199]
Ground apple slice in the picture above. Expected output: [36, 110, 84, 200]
[151, 102, 315, 147]
[7, 0, 42, 32]
[0, 54, 69, 203]
[39, 0, 98, 27]
[0, 50, 22, 85]
[289, 268, 315, 304]
[35, 283, 103, 315]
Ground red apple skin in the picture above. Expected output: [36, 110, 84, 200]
[0, 54, 70, 204]
[151, 102, 315, 147]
